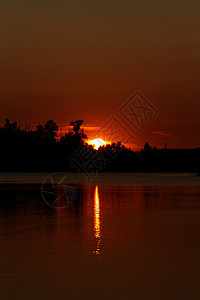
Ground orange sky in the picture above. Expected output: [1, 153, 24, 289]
[0, 0, 200, 149]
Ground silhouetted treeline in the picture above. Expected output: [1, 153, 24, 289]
[0, 119, 199, 173]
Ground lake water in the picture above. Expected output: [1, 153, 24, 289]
[0, 173, 200, 299]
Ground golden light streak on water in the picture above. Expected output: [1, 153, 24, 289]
[94, 185, 101, 255]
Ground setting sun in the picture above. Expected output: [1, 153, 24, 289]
[88, 138, 110, 150]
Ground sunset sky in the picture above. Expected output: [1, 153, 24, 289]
[1, 0, 200, 149]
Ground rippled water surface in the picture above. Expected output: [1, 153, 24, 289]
[0, 173, 200, 299]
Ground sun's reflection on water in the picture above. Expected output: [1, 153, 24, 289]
[94, 185, 101, 255]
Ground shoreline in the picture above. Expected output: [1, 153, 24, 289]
[0, 172, 199, 186]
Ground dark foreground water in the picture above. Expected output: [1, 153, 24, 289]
[0, 173, 200, 300]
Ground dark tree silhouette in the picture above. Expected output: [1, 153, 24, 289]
[143, 142, 153, 152]
[43, 120, 58, 143]
[4, 119, 18, 130]
[69, 120, 87, 139]
[70, 120, 83, 135]
[0, 118, 198, 173]
[0, 119, 21, 139]
[61, 119, 87, 146]
[36, 124, 44, 138]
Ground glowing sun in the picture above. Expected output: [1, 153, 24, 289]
[88, 138, 110, 150]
